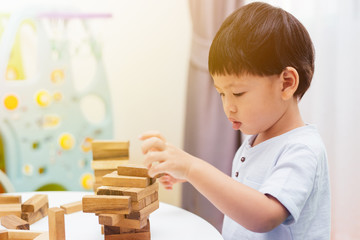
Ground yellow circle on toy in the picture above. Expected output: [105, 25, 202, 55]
[35, 89, 51, 107]
[81, 137, 93, 152]
[23, 164, 33, 176]
[59, 133, 75, 150]
[81, 173, 94, 190]
[4, 94, 19, 110]
[51, 69, 65, 84]
[53, 91, 63, 102]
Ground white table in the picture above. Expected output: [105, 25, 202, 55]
[1, 191, 223, 240]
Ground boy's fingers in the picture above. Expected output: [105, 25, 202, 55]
[139, 131, 166, 141]
[159, 175, 170, 182]
[141, 137, 166, 154]
[148, 160, 168, 178]
[144, 151, 165, 170]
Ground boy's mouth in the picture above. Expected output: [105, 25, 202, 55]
[229, 118, 241, 130]
[232, 121, 241, 130]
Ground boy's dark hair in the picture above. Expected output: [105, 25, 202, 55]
[208, 2, 314, 99]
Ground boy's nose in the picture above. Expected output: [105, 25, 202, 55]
[228, 104, 237, 113]
[223, 98, 237, 114]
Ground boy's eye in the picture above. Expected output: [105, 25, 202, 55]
[233, 92, 244, 97]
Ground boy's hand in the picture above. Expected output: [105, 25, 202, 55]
[158, 174, 186, 190]
[139, 131, 194, 182]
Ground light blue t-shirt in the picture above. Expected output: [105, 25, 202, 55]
[222, 125, 331, 240]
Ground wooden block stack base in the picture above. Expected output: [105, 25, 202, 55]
[83, 160, 159, 240]
[103, 219, 151, 240]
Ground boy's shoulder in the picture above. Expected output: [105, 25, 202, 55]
[276, 124, 327, 159]
[245, 124, 326, 156]
[283, 124, 324, 147]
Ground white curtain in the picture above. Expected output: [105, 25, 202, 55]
[247, 0, 360, 239]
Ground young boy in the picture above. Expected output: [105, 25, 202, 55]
[140, 2, 331, 239]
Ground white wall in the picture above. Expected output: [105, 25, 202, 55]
[3, 0, 192, 207]
[103, 1, 191, 207]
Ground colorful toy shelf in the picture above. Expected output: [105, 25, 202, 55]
[0, 6, 113, 191]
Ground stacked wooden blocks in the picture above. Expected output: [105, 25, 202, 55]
[91, 141, 130, 191]
[21, 194, 49, 224]
[0, 194, 48, 229]
[0, 196, 21, 218]
[83, 163, 159, 240]
[0, 195, 48, 239]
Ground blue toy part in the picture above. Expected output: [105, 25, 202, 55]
[0, 6, 113, 191]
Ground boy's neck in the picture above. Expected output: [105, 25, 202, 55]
[252, 100, 304, 147]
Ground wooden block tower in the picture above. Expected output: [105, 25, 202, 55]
[83, 145, 159, 240]
[91, 141, 130, 191]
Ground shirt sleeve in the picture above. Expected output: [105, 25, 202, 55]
[259, 143, 318, 225]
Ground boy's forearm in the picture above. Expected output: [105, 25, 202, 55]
[186, 157, 289, 233]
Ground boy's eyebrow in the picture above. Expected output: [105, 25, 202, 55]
[214, 83, 243, 89]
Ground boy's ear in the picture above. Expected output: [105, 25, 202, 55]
[280, 67, 299, 100]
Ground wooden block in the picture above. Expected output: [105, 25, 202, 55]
[0, 196, 21, 204]
[95, 175, 104, 183]
[95, 169, 116, 177]
[60, 201, 82, 214]
[33, 233, 49, 240]
[97, 182, 158, 202]
[98, 214, 123, 226]
[102, 219, 150, 235]
[93, 183, 102, 192]
[0, 204, 21, 217]
[48, 207, 65, 240]
[6, 230, 47, 239]
[117, 163, 166, 179]
[1, 215, 29, 230]
[117, 164, 148, 177]
[131, 192, 158, 211]
[0, 229, 49, 240]
[104, 225, 121, 235]
[98, 214, 148, 229]
[82, 195, 131, 214]
[131, 199, 146, 212]
[0, 229, 8, 239]
[119, 227, 136, 234]
[104, 224, 148, 235]
[92, 141, 129, 160]
[21, 195, 48, 213]
[91, 160, 129, 170]
[104, 232, 150, 240]
[93, 156, 129, 161]
[96, 186, 129, 197]
[126, 201, 159, 220]
[136, 220, 150, 233]
[21, 203, 48, 224]
[102, 172, 149, 188]
[92, 141, 129, 152]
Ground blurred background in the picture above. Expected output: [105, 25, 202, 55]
[0, 0, 359, 239]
